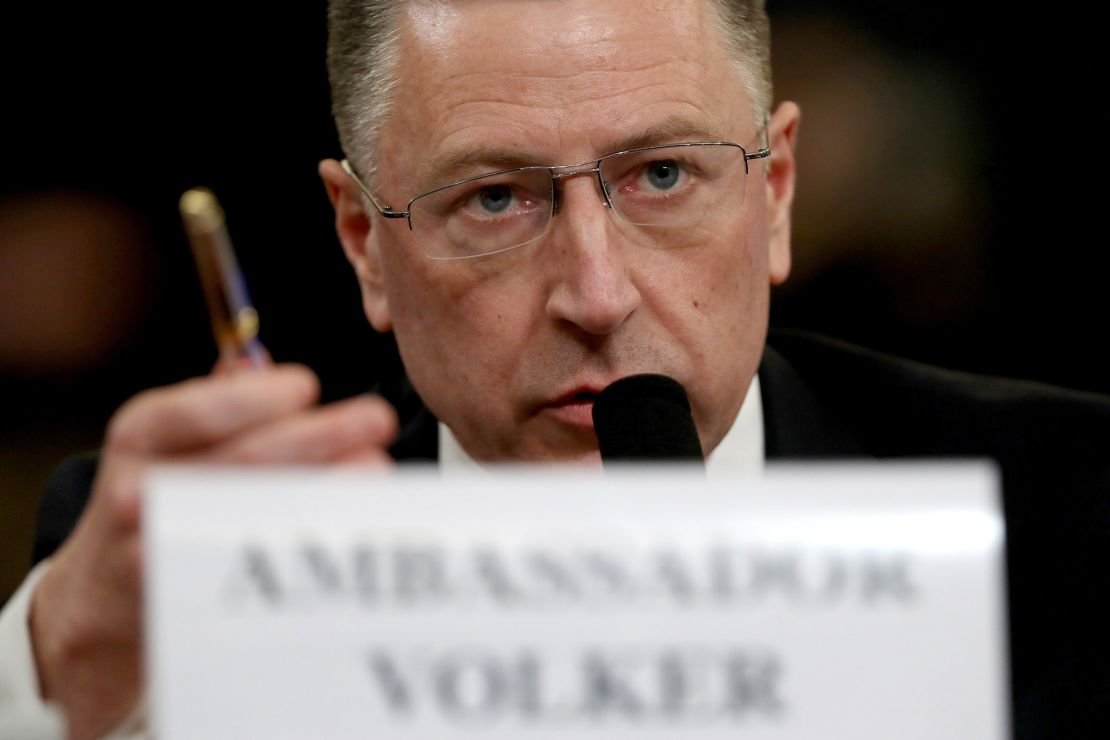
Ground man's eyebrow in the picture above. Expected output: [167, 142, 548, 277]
[421, 147, 549, 190]
[604, 118, 726, 154]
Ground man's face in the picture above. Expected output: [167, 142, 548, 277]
[335, 0, 797, 462]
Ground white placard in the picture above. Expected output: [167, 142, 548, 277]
[145, 463, 1007, 740]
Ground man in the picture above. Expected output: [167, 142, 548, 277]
[1, 1, 1107, 738]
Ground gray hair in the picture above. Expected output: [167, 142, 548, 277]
[327, 0, 772, 189]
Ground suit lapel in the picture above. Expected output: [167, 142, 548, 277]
[759, 343, 868, 459]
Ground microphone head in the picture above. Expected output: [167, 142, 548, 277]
[592, 374, 704, 466]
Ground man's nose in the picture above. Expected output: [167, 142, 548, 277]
[543, 176, 642, 336]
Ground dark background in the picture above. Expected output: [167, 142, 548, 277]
[3, 1, 1108, 601]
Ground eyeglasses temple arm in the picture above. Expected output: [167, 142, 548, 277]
[744, 115, 773, 164]
[340, 159, 410, 219]
[741, 145, 771, 175]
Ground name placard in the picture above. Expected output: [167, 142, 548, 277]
[145, 463, 1007, 739]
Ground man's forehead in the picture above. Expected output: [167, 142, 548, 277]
[380, 0, 753, 188]
[398, 0, 730, 90]
[403, 0, 698, 54]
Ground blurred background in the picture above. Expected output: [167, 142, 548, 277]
[3, 0, 1108, 603]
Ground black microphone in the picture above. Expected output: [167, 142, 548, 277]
[592, 374, 704, 467]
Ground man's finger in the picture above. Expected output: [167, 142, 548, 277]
[211, 346, 275, 377]
[105, 365, 320, 454]
[334, 447, 396, 466]
[206, 394, 398, 464]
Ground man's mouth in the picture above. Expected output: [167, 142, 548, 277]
[544, 388, 603, 427]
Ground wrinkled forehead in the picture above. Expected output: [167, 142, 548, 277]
[380, 0, 754, 188]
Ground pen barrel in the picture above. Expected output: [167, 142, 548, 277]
[180, 188, 264, 366]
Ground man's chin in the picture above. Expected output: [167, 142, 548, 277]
[510, 439, 602, 466]
[526, 418, 603, 464]
[487, 430, 603, 466]
[474, 447, 602, 468]
[455, 411, 605, 465]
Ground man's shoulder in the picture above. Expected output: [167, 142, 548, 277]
[761, 329, 1110, 460]
[761, 331, 1110, 735]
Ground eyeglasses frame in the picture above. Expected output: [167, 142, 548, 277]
[341, 141, 772, 234]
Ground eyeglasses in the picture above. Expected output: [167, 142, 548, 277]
[342, 141, 771, 260]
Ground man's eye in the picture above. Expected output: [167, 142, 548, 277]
[475, 185, 513, 213]
[644, 160, 681, 190]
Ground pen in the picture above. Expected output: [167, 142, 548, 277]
[179, 187, 268, 369]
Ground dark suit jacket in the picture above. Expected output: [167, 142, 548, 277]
[32, 330, 1110, 738]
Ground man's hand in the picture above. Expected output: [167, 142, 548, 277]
[27, 365, 397, 740]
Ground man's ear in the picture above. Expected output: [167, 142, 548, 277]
[319, 159, 392, 332]
[764, 101, 800, 286]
